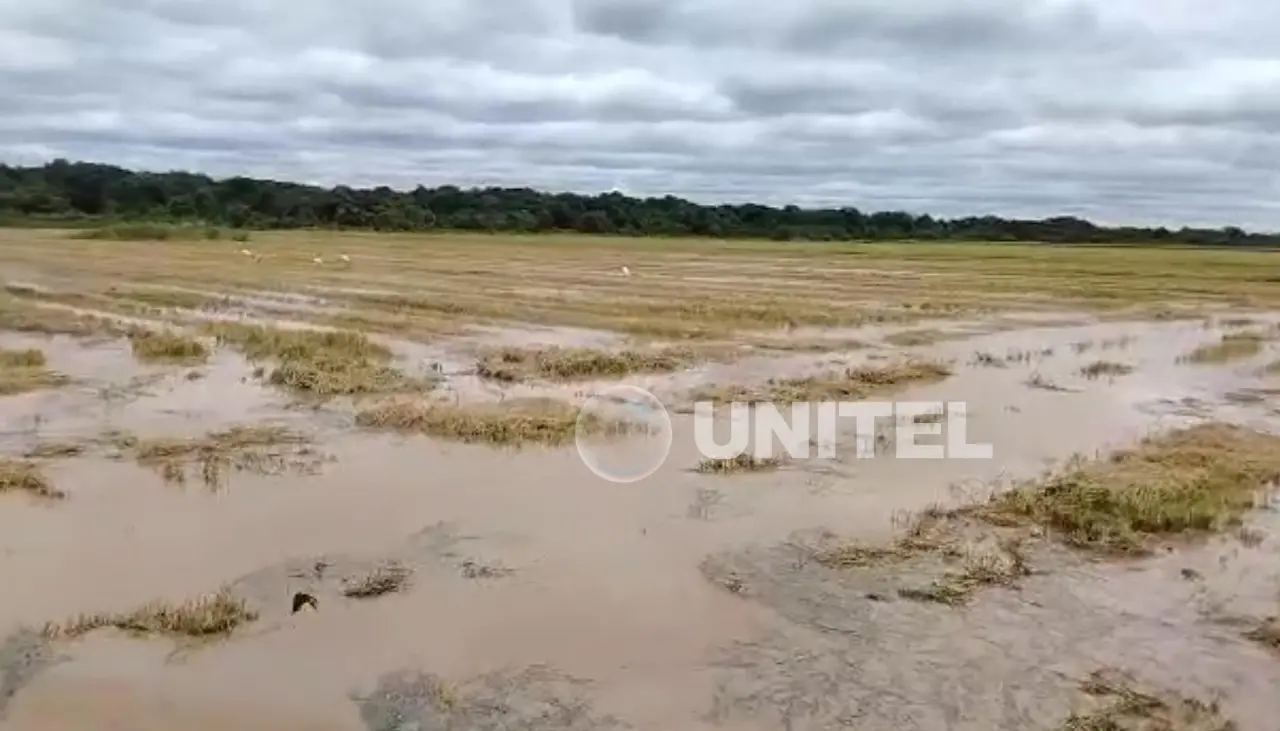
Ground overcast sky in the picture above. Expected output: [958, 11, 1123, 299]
[2, 0, 1279, 229]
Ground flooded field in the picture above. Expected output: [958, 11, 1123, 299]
[1, 229, 1280, 730]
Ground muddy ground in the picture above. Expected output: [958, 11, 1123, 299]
[1, 231, 1280, 730]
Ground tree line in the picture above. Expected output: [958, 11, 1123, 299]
[1, 159, 1275, 247]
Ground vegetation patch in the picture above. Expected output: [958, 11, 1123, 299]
[0, 347, 69, 395]
[0, 459, 63, 498]
[205, 322, 429, 396]
[1059, 668, 1235, 731]
[43, 588, 256, 640]
[1180, 332, 1266, 365]
[1244, 616, 1280, 653]
[1079, 360, 1135, 379]
[342, 564, 413, 599]
[1264, 359, 1280, 377]
[70, 223, 249, 242]
[690, 360, 951, 405]
[355, 397, 646, 446]
[0, 295, 124, 338]
[974, 423, 1280, 555]
[126, 327, 209, 364]
[130, 424, 325, 488]
[475, 345, 698, 382]
[694, 453, 786, 475]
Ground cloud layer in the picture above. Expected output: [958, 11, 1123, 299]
[3, 0, 1279, 228]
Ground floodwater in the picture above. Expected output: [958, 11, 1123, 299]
[2, 308, 1279, 730]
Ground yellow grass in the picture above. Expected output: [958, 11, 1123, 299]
[0, 230, 1277, 345]
[43, 588, 257, 640]
[0, 347, 70, 395]
[0, 458, 64, 498]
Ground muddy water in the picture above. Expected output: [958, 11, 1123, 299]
[1, 313, 1279, 730]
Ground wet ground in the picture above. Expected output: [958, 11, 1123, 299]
[2, 293, 1280, 730]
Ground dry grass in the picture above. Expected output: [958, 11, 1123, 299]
[342, 564, 413, 598]
[975, 423, 1280, 555]
[43, 588, 257, 640]
[1243, 617, 1280, 653]
[205, 322, 429, 396]
[127, 327, 209, 364]
[4, 230, 1279, 344]
[22, 440, 87, 459]
[0, 458, 63, 498]
[70, 223, 249, 242]
[0, 294, 125, 338]
[1079, 360, 1135, 379]
[1263, 359, 1280, 377]
[896, 545, 1032, 606]
[694, 453, 786, 474]
[1180, 332, 1266, 365]
[690, 359, 951, 405]
[1059, 668, 1235, 731]
[355, 396, 646, 446]
[475, 345, 699, 382]
[0, 347, 69, 395]
[130, 424, 322, 488]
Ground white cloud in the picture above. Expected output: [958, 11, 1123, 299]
[1, 0, 1279, 228]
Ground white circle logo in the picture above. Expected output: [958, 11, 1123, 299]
[575, 384, 673, 483]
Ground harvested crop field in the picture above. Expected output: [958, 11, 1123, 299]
[1, 228, 1280, 731]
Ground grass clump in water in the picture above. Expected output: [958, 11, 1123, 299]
[342, 564, 413, 598]
[205, 322, 428, 397]
[126, 328, 209, 364]
[130, 424, 322, 488]
[694, 453, 786, 475]
[691, 360, 951, 405]
[1058, 668, 1235, 731]
[355, 397, 644, 447]
[1180, 332, 1265, 365]
[475, 345, 696, 382]
[1079, 360, 1134, 379]
[975, 423, 1280, 555]
[0, 347, 69, 395]
[0, 459, 63, 498]
[43, 588, 256, 640]
[1244, 617, 1280, 653]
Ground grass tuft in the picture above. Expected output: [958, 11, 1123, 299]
[355, 397, 646, 446]
[127, 327, 210, 364]
[695, 453, 786, 474]
[976, 423, 1280, 554]
[205, 322, 428, 396]
[691, 359, 951, 405]
[0, 458, 64, 498]
[1059, 668, 1235, 731]
[342, 564, 413, 598]
[1180, 332, 1265, 365]
[130, 424, 322, 488]
[475, 345, 697, 381]
[43, 588, 257, 640]
[0, 347, 70, 395]
[1079, 360, 1135, 379]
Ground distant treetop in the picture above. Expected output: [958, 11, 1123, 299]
[0, 159, 1274, 246]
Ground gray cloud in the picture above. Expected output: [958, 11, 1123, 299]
[2, 0, 1280, 228]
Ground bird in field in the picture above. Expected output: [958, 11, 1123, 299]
[291, 591, 318, 613]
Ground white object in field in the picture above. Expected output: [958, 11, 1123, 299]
[338, 254, 350, 263]
[621, 266, 631, 277]
[239, 249, 253, 257]
[312, 256, 324, 265]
